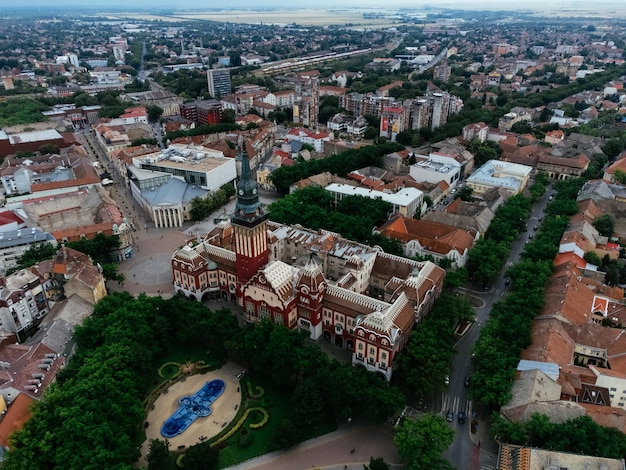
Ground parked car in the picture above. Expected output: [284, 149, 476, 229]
[446, 410, 454, 422]
[444, 375, 450, 385]
[458, 411, 466, 424]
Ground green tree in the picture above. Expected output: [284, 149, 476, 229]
[364, 126, 378, 139]
[182, 442, 218, 470]
[222, 108, 236, 123]
[146, 104, 164, 122]
[613, 169, 626, 184]
[394, 414, 455, 470]
[14, 242, 57, 271]
[38, 144, 60, 155]
[364, 457, 391, 470]
[593, 214, 615, 237]
[271, 419, 302, 449]
[602, 138, 625, 159]
[147, 439, 170, 470]
[584, 251, 603, 267]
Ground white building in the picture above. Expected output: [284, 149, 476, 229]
[409, 152, 461, 189]
[466, 160, 533, 197]
[0, 269, 50, 342]
[132, 144, 236, 193]
[285, 128, 331, 152]
[0, 228, 57, 276]
[325, 183, 423, 218]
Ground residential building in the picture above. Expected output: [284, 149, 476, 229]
[380, 106, 409, 141]
[207, 68, 232, 98]
[0, 227, 57, 276]
[285, 128, 330, 153]
[603, 155, 626, 183]
[125, 89, 183, 117]
[466, 160, 533, 197]
[409, 152, 462, 189]
[41, 104, 102, 128]
[462, 122, 489, 143]
[180, 100, 222, 126]
[497, 443, 623, 470]
[376, 215, 475, 267]
[34, 246, 106, 306]
[0, 269, 50, 342]
[325, 183, 423, 218]
[537, 154, 590, 180]
[0, 153, 101, 197]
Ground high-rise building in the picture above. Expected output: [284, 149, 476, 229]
[207, 69, 232, 98]
[180, 100, 222, 126]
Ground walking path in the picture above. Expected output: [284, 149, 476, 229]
[225, 423, 402, 470]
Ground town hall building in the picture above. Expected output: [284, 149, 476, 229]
[171, 143, 446, 380]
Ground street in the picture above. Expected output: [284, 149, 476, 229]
[441, 187, 552, 470]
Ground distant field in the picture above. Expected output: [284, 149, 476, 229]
[109, 2, 626, 25]
[110, 9, 410, 27]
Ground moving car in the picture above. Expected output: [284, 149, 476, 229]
[446, 410, 454, 422]
[458, 411, 466, 424]
[444, 375, 450, 385]
[464, 376, 471, 387]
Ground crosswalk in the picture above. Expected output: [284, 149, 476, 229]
[441, 393, 471, 417]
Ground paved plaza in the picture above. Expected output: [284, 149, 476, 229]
[108, 228, 189, 298]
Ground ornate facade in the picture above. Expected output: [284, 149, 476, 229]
[172, 142, 446, 380]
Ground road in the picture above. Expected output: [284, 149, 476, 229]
[441, 186, 552, 470]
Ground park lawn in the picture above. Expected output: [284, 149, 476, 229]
[216, 374, 337, 468]
[148, 345, 222, 387]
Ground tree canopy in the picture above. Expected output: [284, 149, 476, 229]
[269, 142, 403, 194]
[268, 186, 403, 255]
[394, 414, 455, 470]
[4, 293, 405, 468]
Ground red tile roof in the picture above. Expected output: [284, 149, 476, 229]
[0, 393, 33, 448]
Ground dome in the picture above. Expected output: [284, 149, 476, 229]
[206, 259, 218, 270]
[112, 223, 119, 231]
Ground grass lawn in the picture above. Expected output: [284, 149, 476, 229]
[147, 345, 222, 388]
[216, 373, 337, 469]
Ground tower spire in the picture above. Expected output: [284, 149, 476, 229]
[233, 137, 264, 223]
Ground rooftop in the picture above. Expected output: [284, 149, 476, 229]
[325, 183, 423, 206]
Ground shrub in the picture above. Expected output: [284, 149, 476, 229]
[238, 432, 253, 448]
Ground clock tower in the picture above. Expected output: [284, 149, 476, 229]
[232, 140, 269, 291]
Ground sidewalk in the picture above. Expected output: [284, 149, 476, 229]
[225, 423, 401, 470]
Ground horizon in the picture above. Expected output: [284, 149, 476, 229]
[3, 0, 625, 11]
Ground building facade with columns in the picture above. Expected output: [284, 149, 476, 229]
[128, 163, 213, 229]
[171, 143, 445, 380]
